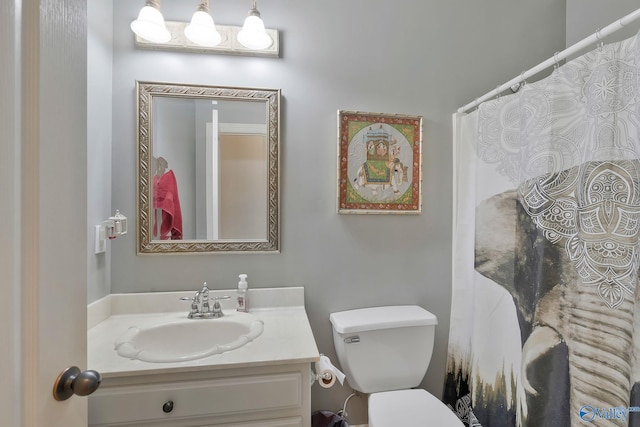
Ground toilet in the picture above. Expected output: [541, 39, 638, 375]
[329, 305, 463, 426]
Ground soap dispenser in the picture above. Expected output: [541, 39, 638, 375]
[236, 274, 249, 312]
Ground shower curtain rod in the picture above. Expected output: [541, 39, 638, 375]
[457, 7, 640, 114]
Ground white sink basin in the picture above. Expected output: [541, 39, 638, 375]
[114, 317, 264, 363]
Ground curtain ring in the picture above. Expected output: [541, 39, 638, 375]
[595, 28, 604, 50]
[495, 85, 501, 99]
[553, 51, 560, 70]
[511, 71, 526, 93]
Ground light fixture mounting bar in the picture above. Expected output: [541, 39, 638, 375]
[134, 21, 279, 57]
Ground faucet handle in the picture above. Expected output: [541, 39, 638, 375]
[180, 292, 200, 305]
[180, 290, 202, 308]
[212, 296, 231, 306]
[180, 295, 200, 319]
[211, 296, 230, 318]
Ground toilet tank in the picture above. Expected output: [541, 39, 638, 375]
[329, 305, 438, 394]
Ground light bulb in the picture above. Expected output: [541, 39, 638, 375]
[131, 3, 171, 43]
[237, 5, 272, 50]
[185, 10, 221, 47]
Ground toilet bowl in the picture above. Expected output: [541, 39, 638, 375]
[329, 306, 463, 426]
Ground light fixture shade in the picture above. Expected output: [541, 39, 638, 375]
[237, 11, 272, 50]
[131, 4, 171, 43]
[185, 10, 222, 47]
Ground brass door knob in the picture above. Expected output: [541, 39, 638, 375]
[53, 366, 102, 401]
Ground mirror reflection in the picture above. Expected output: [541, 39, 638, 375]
[137, 81, 280, 254]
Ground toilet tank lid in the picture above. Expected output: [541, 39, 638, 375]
[330, 305, 437, 334]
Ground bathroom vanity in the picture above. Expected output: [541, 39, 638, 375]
[87, 287, 319, 427]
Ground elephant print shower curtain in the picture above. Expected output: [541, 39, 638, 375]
[445, 31, 640, 427]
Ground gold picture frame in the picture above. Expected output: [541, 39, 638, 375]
[337, 110, 423, 214]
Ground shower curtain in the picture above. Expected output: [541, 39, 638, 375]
[444, 31, 640, 427]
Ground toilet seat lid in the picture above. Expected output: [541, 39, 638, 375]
[369, 389, 463, 427]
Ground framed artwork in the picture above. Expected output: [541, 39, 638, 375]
[337, 110, 423, 214]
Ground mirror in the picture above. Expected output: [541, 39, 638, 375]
[136, 81, 280, 254]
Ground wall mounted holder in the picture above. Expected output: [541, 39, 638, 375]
[135, 21, 279, 57]
[95, 210, 128, 254]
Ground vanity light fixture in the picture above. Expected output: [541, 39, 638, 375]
[184, 0, 221, 47]
[131, 0, 279, 57]
[130, 0, 171, 43]
[237, 0, 273, 50]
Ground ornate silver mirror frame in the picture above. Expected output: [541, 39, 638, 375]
[136, 81, 280, 254]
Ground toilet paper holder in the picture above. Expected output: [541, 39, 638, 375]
[313, 371, 333, 382]
[312, 354, 346, 389]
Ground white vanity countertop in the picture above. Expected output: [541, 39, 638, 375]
[88, 287, 320, 378]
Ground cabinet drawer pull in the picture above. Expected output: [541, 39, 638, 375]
[162, 400, 174, 413]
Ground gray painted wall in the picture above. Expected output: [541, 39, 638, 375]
[97, 0, 567, 423]
[88, 0, 113, 303]
[567, 0, 639, 46]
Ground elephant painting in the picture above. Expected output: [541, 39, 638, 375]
[351, 125, 408, 199]
[446, 160, 640, 427]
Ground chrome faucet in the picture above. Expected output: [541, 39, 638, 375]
[180, 282, 229, 319]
